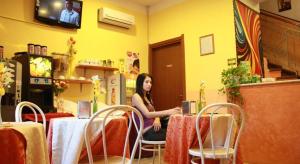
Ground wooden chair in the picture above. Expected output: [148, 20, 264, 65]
[15, 101, 46, 131]
[189, 103, 245, 164]
[83, 105, 143, 164]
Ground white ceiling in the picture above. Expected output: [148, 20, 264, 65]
[127, 0, 163, 6]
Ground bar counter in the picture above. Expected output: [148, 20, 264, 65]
[238, 80, 300, 164]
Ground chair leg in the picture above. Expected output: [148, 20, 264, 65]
[152, 145, 156, 164]
[232, 154, 236, 164]
[191, 157, 195, 164]
[191, 156, 205, 164]
[158, 145, 161, 164]
[138, 143, 142, 164]
[201, 157, 205, 164]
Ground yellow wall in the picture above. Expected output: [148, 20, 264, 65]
[0, 0, 148, 102]
[0, 0, 241, 104]
[149, 0, 237, 103]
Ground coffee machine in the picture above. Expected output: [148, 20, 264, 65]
[13, 53, 54, 113]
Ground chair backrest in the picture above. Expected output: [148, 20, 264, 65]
[15, 101, 46, 131]
[131, 110, 141, 134]
[85, 105, 144, 164]
[196, 102, 245, 160]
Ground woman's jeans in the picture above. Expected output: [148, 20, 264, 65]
[143, 116, 170, 141]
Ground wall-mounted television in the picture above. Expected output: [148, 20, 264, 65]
[35, 0, 83, 29]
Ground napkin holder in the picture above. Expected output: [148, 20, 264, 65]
[182, 100, 197, 115]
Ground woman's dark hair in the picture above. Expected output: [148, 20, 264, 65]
[136, 73, 153, 105]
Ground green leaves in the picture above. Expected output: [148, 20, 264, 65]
[220, 63, 261, 103]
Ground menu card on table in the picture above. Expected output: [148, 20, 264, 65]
[77, 101, 91, 119]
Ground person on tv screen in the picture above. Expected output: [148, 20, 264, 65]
[59, 0, 79, 26]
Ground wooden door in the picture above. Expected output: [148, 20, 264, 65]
[149, 35, 186, 111]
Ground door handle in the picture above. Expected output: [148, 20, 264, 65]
[165, 64, 173, 68]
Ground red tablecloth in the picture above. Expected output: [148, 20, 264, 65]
[22, 112, 74, 121]
[47, 117, 129, 163]
[0, 128, 27, 164]
[164, 114, 219, 164]
[79, 117, 130, 160]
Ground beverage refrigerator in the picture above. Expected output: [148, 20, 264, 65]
[106, 73, 136, 105]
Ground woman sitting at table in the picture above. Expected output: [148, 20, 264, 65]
[132, 73, 181, 141]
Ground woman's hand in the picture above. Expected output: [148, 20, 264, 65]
[153, 117, 161, 132]
[169, 107, 182, 115]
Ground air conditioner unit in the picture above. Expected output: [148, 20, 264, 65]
[98, 7, 135, 29]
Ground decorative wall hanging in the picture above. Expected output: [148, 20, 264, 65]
[278, 0, 291, 12]
[234, 0, 263, 76]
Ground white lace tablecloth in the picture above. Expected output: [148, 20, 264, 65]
[49, 117, 113, 164]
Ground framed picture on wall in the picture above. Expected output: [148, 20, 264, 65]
[278, 0, 291, 12]
[200, 34, 215, 56]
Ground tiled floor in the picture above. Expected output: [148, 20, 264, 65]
[133, 150, 166, 164]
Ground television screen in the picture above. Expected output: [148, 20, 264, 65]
[30, 56, 52, 78]
[35, 0, 83, 29]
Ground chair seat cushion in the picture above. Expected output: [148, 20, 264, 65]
[189, 147, 234, 159]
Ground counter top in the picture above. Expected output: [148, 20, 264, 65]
[240, 79, 300, 87]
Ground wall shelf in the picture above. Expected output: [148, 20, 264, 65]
[54, 78, 92, 92]
[54, 79, 92, 84]
[54, 65, 119, 92]
[76, 65, 119, 71]
[76, 65, 119, 79]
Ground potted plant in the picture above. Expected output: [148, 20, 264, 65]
[219, 62, 261, 103]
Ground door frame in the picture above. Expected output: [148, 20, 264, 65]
[148, 34, 186, 101]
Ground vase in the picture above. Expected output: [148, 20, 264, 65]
[197, 100, 202, 113]
[55, 95, 64, 113]
[67, 56, 74, 79]
[93, 101, 98, 114]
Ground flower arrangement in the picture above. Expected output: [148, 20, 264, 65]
[0, 61, 15, 96]
[197, 80, 206, 112]
[53, 80, 69, 96]
[67, 37, 77, 57]
[66, 37, 77, 78]
[0, 61, 14, 123]
[91, 75, 101, 113]
[92, 75, 101, 100]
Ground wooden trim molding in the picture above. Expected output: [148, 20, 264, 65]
[260, 9, 300, 27]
